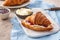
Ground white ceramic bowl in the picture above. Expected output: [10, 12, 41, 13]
[0, 6, 10, 20]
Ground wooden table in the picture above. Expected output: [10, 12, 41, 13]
[0, 0, 60, 40]
[0, 9, 16, 40]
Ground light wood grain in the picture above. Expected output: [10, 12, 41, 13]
[0, 20, 12, 40]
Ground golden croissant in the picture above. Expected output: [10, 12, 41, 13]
[3, 0, 29, 6]
[22, 12, 53, 31]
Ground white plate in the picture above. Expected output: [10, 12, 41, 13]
[16, 8, 60, 37]
[0, 0, 31, 8]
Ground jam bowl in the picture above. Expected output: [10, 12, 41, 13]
[0, 6, 10, 20]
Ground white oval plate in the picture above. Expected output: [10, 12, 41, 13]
[0, 0, 31, 8]
[16, 8, 60, 38]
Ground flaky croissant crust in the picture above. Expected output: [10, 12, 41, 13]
[3, 0, 29, 6]
[22, 12, 53, 31]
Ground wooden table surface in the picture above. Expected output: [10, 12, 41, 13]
[0, 0, 60, 40]
[0, 9, 16, 40]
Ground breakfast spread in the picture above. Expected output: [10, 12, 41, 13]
[3, 0, 29, 6]
[0, 0, 59, 38]
[16, 8, 33, 19]
[22, 12, 53, 31]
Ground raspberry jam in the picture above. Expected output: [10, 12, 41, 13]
[26, 21, 34, 25]
[0, 9, 9, 14]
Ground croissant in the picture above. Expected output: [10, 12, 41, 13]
[3, 0, 29, 6]
[22, 12, 53, 31]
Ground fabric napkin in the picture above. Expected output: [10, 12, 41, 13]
[10, 0, 60, 40]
